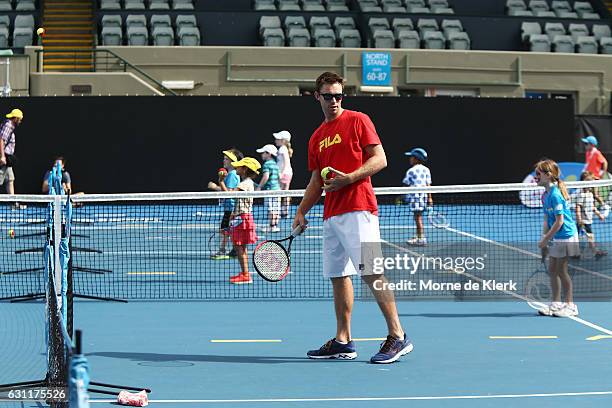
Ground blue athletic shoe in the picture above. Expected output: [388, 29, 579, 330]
[370, 334, 413, 364]
[307, 338, 357, 360]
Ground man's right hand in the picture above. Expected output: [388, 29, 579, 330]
[292, 210, 308, 231]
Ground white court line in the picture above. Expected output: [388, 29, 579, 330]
[89, 390, 612, 404]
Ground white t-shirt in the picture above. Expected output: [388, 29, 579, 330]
[576, 190, 595, 224]
[276, 145, 293, 176]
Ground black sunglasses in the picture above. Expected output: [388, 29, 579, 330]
[319, 93, 344, 101]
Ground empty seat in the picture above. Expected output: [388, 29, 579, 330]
[177, 26, 199, 45]
[600, 37, 612, 54]
[278, 0, 301, 10]
[309, 16, 331, 34]
[284, 15, 306, 34]
[152, 26, 174, 45]
[0, 27, 8, 47]
[151, 14, 171, 28]
[568, 23, 588, 42]
[373, 29, 394, 48]
[12, 27, 33, 46]
[303, 0, 325, 11]
[314, 28, 336, 47]
[573, 1, 593, 13]
[576, 35, 597, 53]
[407, 5, 429, 12]
[149, 0, 170, 9]
[521, 21, 541, 42]
[392, 17, 413, 37]
[529, 33, 551, 51]
[125, 0, 145, 9]
[535, 10, 556, 16]
[259, 15, 281, 36]
[126, 14, 147, 28]
[172, 0, 194, 9]
[383, 4, 406, 12]
[509, 9, 533, 16]
[592, 24, 611, 42]
[0, 0, 12, 11]
[176, 14, 197, 31]
[433, 7, 454, 13]
[100, 0, 121, 9]
[382, 0, 402, 6]
[361, 4, 382, 11]
[423, 30, 445, 48]
[551, 0, 571, 13]
[338, 28, 360, 47]
[101, 14, 122, 27]
[368, 17, 390, 36]
[101, 26, 122, 45]
[261, 27, 284, 46]
[545, 22, 565, 41]
[254, 0, 276, 10]
[14, 14, 34, 29]
[397, 30, 420, 48]
[127, 26, 148, 44]
[15, 0, 35, 11]
[441, 19, 462, 37]
[557, 11, 578, 18]
[428, 0, 448, 7]
[448, 31, 470, 49]
[580, 12, 599, 19]
[334, 16, 355, 36]
[506, 0, 526, 13]
[0, 15, 9, 29]
[552, 34, 574, 52]
[326, 3, 349, 11]
[528, 0, 548, 12]
[287, 27, 310, 46]
[406, 0, 425, 7]
[417, 18, 439, 35]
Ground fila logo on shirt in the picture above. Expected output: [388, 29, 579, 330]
[319, 134, 342, 152]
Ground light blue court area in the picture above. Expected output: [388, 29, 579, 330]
[4, 299, 612, 408]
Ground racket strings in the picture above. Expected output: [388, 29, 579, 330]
[253, 241, 290, 281]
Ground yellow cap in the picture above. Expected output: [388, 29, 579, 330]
[6, 108, 23, 119]
[222, 150, 238, 163]
[231, 157, 261, 175]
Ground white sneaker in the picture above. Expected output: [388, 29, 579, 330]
[553, 303, 579, 317]
[271, 226, 280, 233]
[406, 237, 427, 246]
[538, 302, 564, 316]
[260, 226, 271, 233]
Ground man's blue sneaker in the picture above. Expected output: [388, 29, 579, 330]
[370, 334, 413, 364]
[307, 338, 357, 360]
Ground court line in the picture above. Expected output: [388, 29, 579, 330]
[126, 272, 177, 276]
[489, 336, 558, 340]
[210, 339, 282, 343]
[89, 390, 612, 404]
[586, 335, 612, 341]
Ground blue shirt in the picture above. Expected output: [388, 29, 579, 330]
[223, 170, 240, 211]
[261, 159, 280, 191]
[542, 185, 577, 240]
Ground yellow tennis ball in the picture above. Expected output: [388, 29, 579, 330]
[8, 228, 15, 239]
[320, 167, 335, 180]
[36, 27, 45, 36]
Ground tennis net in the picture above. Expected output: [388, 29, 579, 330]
[1, 180, 611, 301]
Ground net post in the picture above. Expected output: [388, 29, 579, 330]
[53, 196, 62, 299]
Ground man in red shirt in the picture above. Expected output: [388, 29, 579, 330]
[582, 136, 608, 179]
[293, 72, 412, 364]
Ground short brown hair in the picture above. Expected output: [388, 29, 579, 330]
[315, 71, 345, 92]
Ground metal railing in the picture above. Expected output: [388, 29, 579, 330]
[34, 48, 176, 96]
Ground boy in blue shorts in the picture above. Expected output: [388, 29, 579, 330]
[403, 148, 432, 246]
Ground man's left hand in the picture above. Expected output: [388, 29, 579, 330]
[322, 169, 352, 192]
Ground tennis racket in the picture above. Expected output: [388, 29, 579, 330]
[207, 218, 241, 257]
[525, 246, 551, 311]
[426, 206, 449, 228]
[253, 225, 304, 282]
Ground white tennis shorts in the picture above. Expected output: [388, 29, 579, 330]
[264, 197, 281, 215]
[549, 234, 580, 258]
[322, 210, 382, 278]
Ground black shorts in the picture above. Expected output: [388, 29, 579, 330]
[579, 224, 593, 235]
[220, 211, 232, 230]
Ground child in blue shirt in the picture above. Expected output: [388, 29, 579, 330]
[403, 148, 432, 246]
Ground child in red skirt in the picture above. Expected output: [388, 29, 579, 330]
[229, 157, 261, 284]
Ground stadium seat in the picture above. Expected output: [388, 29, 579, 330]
[535, 10, 556, 17]
[151, 14, 171, 29]
[254, 0, 276, 10]
[313, 28, 336, 47]
[14, 14, 34, 29]
[551, 0, 571, 13]
[544, 22, 565, 42]
[383, 4, 406, 12]
[101, 26, 122, 45]
[278, 0, 301, 11]
[521, 21, 541, 42]
[600, 37, 612, 54]
[417, 18, 439, 36]
[126, 14, 147, 28]
[441, 19, 462, 38]
[261, 27, 284, 46]
[448, 31, 470, 49]
[392, 18, 413, 37]
[12, 27, 33, 46]
[509, 9, 533, 16]
[373, 29, 394, 48]
[333, 16, 355, 36]
[0, 15, 9, 30]
[368, 17, 390, 36]
[177, 26, 199, 45]
[127, 26, 148, 44]
[580, 12, 600, 19]
[102, 15, 122, 28]
[175, 14, 197, 31]
[428, 0, 448, 7]
[284, 16, 306, 34]
[397, 30, 420, 48]
[152, 26, 174, 45]
[528, 33, 551, 51]
[432, 7, 454, 14]
[506, 0, 527, 13]
[149, 0, 170, 10]
[406, 0, 425, 7]
[0, 0, 11, 11]
[0, 27, 8, 47]
[326, 4, 349, 11]
[552, 34, 574, 52]
[259, 15, 281, 37]
[172, 0, 194, 10]
[407, 5, 429, 13]
[287, 27, 310, 46]
[528, 0, 549, 12]
[568, 23, 588, 42]
[338, 28, 360, 47]
[423, 30, 445, 49]
[557, 11, 578, 18]
[125, 0, 146, 9]
[100, 0, 121, 9]
[309, 16, 331, 34]
[302, 0, 324, 11]
[576, 35, 597, 53]
[15, 0, 35, 11]
[573, 1, 593, 14]
[592, 24, 611, 42]
[361, 4, 382, 11]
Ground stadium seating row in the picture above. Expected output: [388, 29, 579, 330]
[358, 0, 454, 14]
[255, 0, 349, 11]
[507, 0, 600, 18]
[0, 0, 35, 11]
[101, 0, 193, 10]
[0, 14, 34, 47]
[367, 16, 469, 48]
[100, 13, 199, 45]
[521, 21, 611, 52]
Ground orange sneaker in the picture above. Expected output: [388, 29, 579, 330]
[230, 273, 252, 284]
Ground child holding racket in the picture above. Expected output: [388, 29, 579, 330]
[228, 157, 261, 284]
[403, 148, 432, 246]
[575, 171, 607, 259]
[535, 159, 580, 317]
[208, 149, 243, 260]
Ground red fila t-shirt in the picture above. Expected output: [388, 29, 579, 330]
[308, 109, 381, 220]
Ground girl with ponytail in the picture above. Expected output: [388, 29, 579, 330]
[534, 159, 580, 317]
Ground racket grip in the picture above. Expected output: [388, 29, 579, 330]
[291, 225, 305, 237]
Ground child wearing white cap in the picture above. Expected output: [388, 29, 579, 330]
[273, 130, 294, 218]
[256, 144, 281, 233]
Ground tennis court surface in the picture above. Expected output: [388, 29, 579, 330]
[1, 181, 612, 407]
